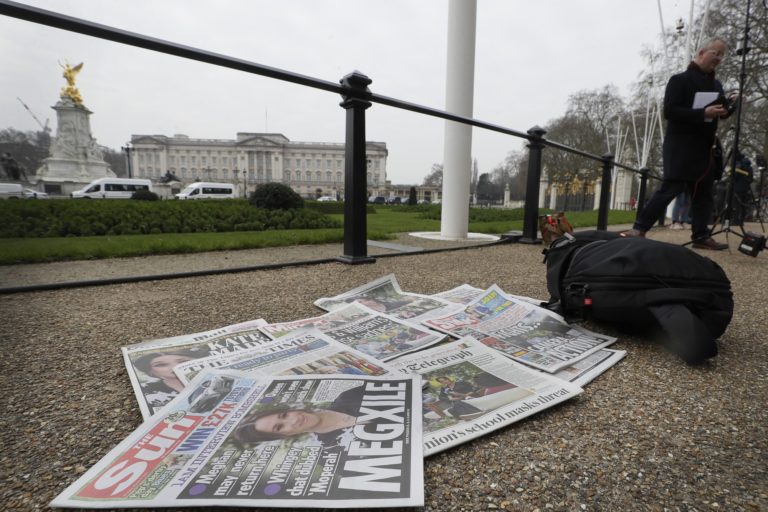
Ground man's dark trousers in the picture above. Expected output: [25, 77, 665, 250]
[634, 177, 714, 240]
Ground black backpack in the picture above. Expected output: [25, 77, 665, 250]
[543, 231, 733, 364]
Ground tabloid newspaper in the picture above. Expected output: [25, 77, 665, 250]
[314, 274, 463, 323]
[173, 329, 397, 386]
[424, 285, 617, 373]
[387, 337, 582, 456]
[431, 284, 543, 306]
[315, 303, 446, 362]
[51, 373, 424, 509]
[259, 302, 375, 339]
[122, 319, 274, 419]
[551, 348, 626, 387]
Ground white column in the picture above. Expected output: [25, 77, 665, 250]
[440, 0, 477, 239]
[549, 184, 558, 210]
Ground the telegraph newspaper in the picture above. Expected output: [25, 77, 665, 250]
[387, 337, 582, 456]
[314, 274, 462, 323]
[122, 319, 273, 419]
[51, 373, 424, 509]
[173, 329, 397, 385]
[424, 285, 616, 373]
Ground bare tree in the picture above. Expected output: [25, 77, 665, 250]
[422, 163, 443, 187]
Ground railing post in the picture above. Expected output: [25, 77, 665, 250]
[337, 70, 375, 264]
[596, 153, 613, 230]
[636, 167, 649, 219]
[519, 126, 546, 244]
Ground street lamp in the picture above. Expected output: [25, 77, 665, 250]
[121, 143, 133, 178]
[242, 169, 248, 198]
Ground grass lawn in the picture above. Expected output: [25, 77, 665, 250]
[0, 208, 637, 264]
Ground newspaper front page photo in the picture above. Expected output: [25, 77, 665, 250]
[52, 373, 424, 509]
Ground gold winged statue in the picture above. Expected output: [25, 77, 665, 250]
[60, 61, 84, 106]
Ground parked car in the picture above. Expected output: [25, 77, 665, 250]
[317, 195, 337, 202]
[175, 182, 234, 200]
[23, 188, 49, 199]
[369, 196, 386, 204]
[72, 178, 153, 199]
[417, 199, 430, 205]
[0, 182, 23, 199]
[387, 196, 402, 205]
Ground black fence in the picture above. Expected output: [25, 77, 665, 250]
[0, 0, 658, 263]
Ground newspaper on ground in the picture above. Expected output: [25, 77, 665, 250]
[260, 303, 375, 339]
[173, 329, 397, 385]
[122, 319, 274, 419]
[431, 284, 543, 306]
[317, 303, 447, 361]
[51, 372, 424, 509]
[429, 284, 485, 305]
[424, 285, 616, 373]
[551, 348, 626, 387]
[314, 274, 462, 323]
[387, 337, 582, 456]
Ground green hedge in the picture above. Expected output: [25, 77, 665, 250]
[418, 205, 526, 222]
[306, 201, 376, 215]
[0, 199, 340, 238]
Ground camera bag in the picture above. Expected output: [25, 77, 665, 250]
[543, 231, 733, 364]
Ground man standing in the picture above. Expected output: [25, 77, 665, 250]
[624, 38, 734, 250]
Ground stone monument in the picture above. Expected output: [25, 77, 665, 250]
[34, 62, 115, 195]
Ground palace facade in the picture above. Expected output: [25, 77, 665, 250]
[128, 132, 389, 199]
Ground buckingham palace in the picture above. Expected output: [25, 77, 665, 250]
[128, 132, 389, 199]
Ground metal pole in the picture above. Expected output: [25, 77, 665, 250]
[338, 71, 375, 264]
[637, 167, 649, 218]
[520, 126, 546, 244]
[715, 0, 751, 235]
[597, 153, 614, 230]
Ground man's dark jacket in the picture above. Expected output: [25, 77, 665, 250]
[662, 63, 725, 181]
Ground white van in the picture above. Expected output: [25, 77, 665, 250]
[0, 182, 24, 199]
[71, 178, 152, 199]
[175, 182, 235, 200]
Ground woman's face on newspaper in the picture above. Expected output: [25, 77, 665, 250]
[149, 354, 193, 380]
[252, 410, 321, 437]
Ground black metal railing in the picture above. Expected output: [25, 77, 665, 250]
[0, 0, 657, 263]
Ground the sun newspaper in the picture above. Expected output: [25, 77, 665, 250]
[314, 274, 463, 323]
[122, 319, 273, 419]
[173, 329, 397, 386]
[387, 337, 582, 456]
[51, 373, 424, 509]
[424, 285, 617, 373]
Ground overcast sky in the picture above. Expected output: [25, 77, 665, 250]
[1, 0, 699, 184]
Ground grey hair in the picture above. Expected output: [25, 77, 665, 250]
[697, 37, 728, 53]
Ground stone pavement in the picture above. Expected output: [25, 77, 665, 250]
[0, 223, 766, 511]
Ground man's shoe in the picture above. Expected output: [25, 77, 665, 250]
[692, 237, 728, 251]
[621, 228, 646, 238]
[669, 222, 684, 230]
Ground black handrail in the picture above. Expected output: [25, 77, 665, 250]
[1, 0, 652, 258]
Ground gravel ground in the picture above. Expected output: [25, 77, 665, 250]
[1, 224, 766, 512]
